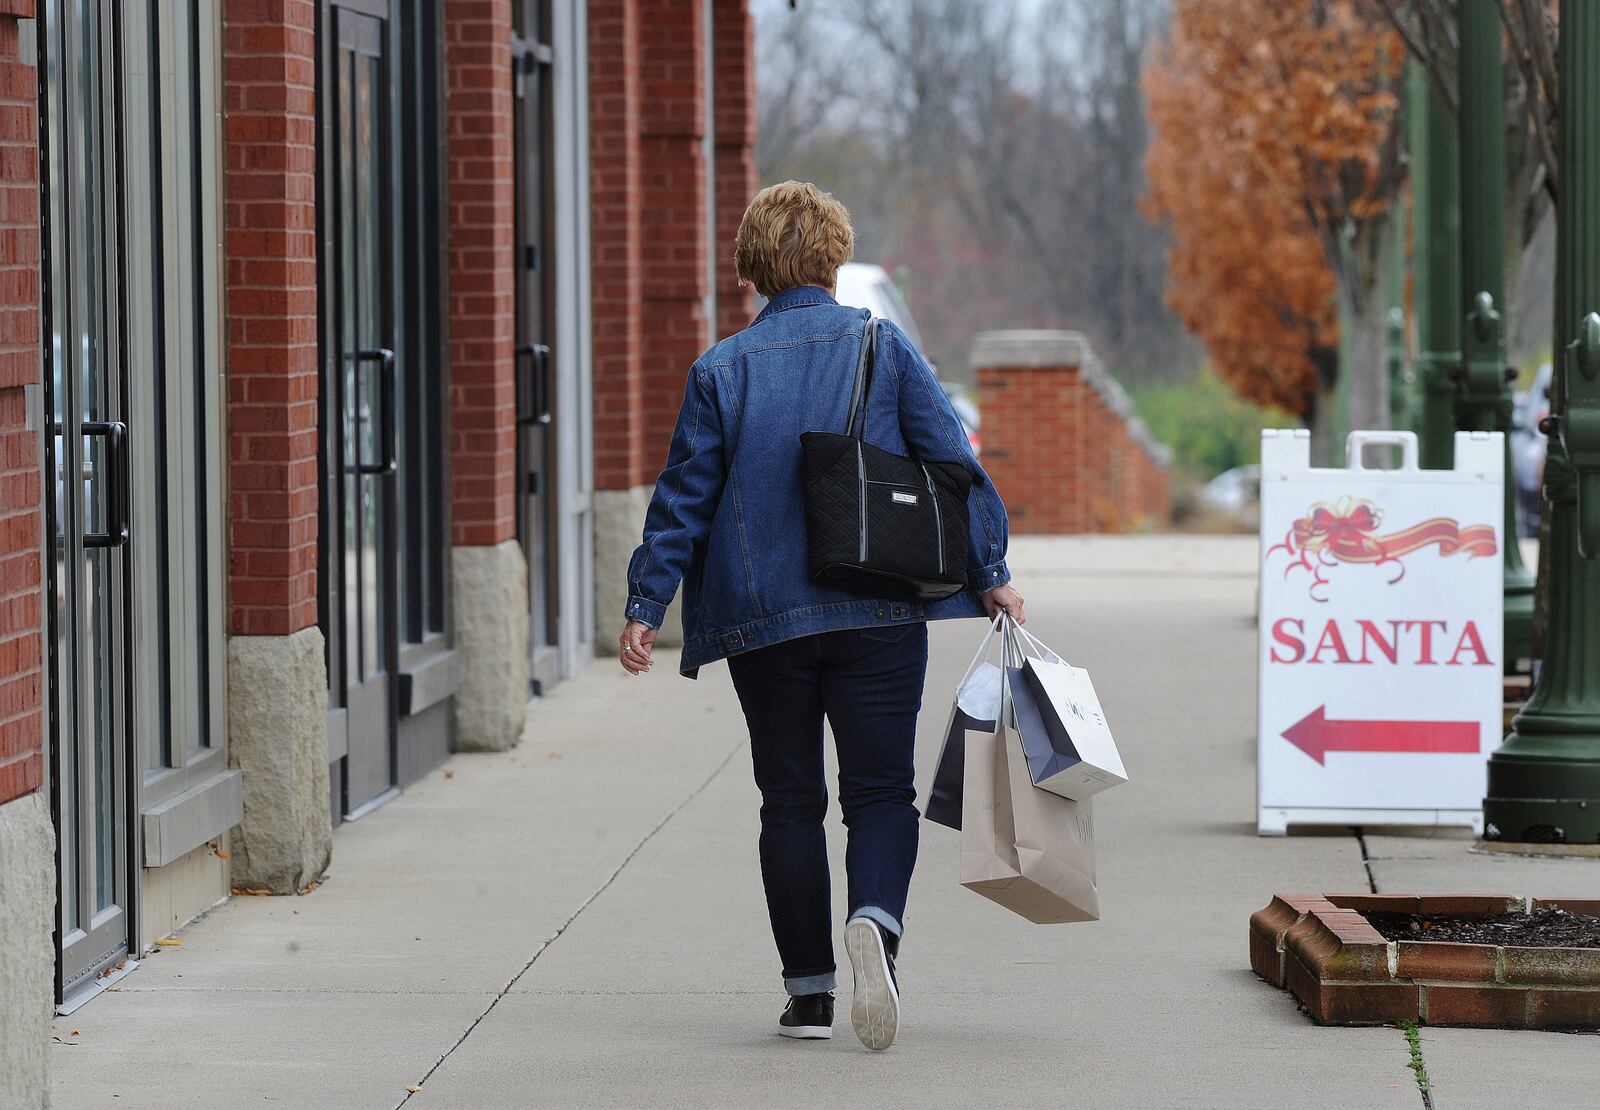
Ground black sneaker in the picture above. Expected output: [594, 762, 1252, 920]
[778, 991, 834, 1039]
[845, 918, 900, 1050]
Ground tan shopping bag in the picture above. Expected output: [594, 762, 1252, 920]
[959, 626, 1099, 924]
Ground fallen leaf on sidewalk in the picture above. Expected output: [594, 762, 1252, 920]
[69, 1029, 78, 1036]
[153, 938, 182, 947]
[443, 769, 455, 779]
[230, 886, 275, 896]
[209, 842, 231, 860]
[405, 1085, 423, 1093]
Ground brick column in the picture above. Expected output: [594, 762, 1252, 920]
[0, 5, 39, 810]
[590, 0, 749, 646]
[445, 0, 516, 547]
[444, 0, 527, 749]
[589, 0, 644, 494]
[224, 0, 319, 638]
[712, 0, 757, 341]
[973, 331, 1091, 534]
[0, 8, 53, 1104]
[637, 0, 708, 452]
[222, 0, 331, 892]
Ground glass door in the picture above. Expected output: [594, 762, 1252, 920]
[513, 0, 560, 694]
[41, 0, 135, 1001]
[323, 2, 398, 817]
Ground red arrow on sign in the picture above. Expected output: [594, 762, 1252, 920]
[1283, 706, 1480, 765]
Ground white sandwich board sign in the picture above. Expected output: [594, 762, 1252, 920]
[1257, 430, 1504, 836]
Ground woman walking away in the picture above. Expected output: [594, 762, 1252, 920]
[617, 181, 1022, 1051]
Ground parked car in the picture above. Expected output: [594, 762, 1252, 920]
[1511, 362, 1551, 537]
[1201, 464, 1261, 522]
[832, 262, 981, 455]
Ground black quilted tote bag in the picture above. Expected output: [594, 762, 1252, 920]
[800, 318, 973, 601]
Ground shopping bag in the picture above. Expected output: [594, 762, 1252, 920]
[1010, 620, 1128, 801]
[925, 617, 1005, 830]
[960, 636, 1099, 924]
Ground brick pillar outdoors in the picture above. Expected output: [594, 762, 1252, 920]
[712, 0, 758, 341]
[224, 0, 319, 638]
[590, 0, 736, 644]
[222, 0, 331, 892]
[444, 0, 516, 549]
[0, 4, 40, 811]
[637, 0, 708, 454]
[444, 0, 528, 750]
[973, 331, 1091, 534]
[589, 0, 645, 495]
[0, 8, 55, 1104]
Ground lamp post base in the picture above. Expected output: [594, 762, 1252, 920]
[1484, 751, 1600, 843]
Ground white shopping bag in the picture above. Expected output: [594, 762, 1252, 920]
[1009, 618, 1128, 801]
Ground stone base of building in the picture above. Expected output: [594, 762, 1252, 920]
[452, 541, 531, 752]
[227, 628, 333, 894]
[0, 792, 55, 1109]
[140, 839, 229, 948]
[594, 487, 684, 651]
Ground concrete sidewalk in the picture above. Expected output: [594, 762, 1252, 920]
[51, 537, 1599, 1109]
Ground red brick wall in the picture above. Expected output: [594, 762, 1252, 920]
[976, 336, 1170, 534]
[445, 0, 517, 547]
[0, 4, 41, 807]
[589, 0, 646, 492]
[224, 0, 320, 637]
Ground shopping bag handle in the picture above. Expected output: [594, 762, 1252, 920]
[1014, 621, 1063, 664]
[957, 613, 1008, 689]
[1000, 611, 1063, 665]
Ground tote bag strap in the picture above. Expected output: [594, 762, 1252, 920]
[844, 316, 878, 439]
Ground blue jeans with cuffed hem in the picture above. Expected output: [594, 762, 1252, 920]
[727, 624, 926, 997]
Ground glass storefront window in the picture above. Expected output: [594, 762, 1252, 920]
[119, 1, 226, 783]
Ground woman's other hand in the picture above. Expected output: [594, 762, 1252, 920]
[982, 583, 1026, 625]
[619, 620, 658, 675]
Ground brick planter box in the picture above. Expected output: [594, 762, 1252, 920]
[1250, 893, 1600, 1029]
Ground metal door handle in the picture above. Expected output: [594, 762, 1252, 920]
[80, 420, 129, 549]
[350, 348, 397, 475]
[516, 344, 551, 427]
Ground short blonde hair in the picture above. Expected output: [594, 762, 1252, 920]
[733, 181, 854, 299]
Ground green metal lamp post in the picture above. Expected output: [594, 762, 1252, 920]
[1484, 0, 1600, 844]
[1455, 0, 1534, 672]
[1409, 60, 1460, 472]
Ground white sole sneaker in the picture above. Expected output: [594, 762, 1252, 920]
[845, 918, 900, 1050]
[777, 1024, 832, 1040]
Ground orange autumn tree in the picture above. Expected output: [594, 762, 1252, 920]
[1143, 0, 1405, 457]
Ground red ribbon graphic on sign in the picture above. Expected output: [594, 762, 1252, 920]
[1267, 497, 1497, 601]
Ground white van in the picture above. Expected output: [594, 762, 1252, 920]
[831, 263, 981, 455]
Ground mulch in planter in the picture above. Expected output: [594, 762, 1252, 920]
[1363, 906, 1600, 949]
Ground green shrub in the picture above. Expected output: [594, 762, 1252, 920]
[1132, 370, 1297, 480]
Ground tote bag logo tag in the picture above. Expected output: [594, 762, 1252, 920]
[890, 491, 919, 505]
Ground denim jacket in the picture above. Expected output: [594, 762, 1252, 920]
[625, 285, 1011, 676]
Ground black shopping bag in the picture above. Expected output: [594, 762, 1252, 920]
[926, 704, 995, 830]
[924, 618, 1005, 831]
